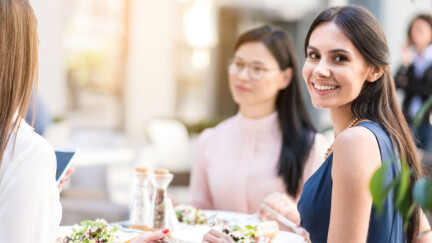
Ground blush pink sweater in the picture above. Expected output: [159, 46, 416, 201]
[187, 112, 329, 213]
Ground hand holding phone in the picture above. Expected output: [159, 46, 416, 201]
[55, 148, 78, 184]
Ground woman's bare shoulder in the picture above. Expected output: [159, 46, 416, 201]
[332, 126, 381, 179]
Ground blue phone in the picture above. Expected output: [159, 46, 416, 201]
[55, 149, 78, 184]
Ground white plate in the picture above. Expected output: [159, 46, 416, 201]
[172, 226, 211, 243]
[273, 231, 306, 243]
[58, 226, 138, 242]
[177, 210, 259, 229]
[202, 210, 260, 226]
[172, 226, 305, 243]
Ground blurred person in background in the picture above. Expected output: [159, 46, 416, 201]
[395, 14, 432, 154]
[25, 94, 51, 136]
[187, 25, 329, 227]
[0, 0, 165, 242]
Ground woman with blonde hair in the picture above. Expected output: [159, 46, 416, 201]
[0, 0, 168, 242]
[0, 0, 58, 241]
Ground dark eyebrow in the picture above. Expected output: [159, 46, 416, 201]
[329, 48, 351, 54]
[233, 56, 266, 65]
[251, 61, 265, 65]
[307, 45, 351, 54]
[307, 45, 319, 51]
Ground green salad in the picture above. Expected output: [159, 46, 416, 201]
[222, 225, 266, 243]
[175, 205, 208, 225]
[58, 219, 120, 243]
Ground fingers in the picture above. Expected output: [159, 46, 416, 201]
[263, 192, 280, 205]
[58, 177, 68, 192]
[202, 232, 221, 243]
[263, 192, 290, 210]
[60, 177, 68, 185]
[262, 192, 285, 214]
[144, 230, 167, 241]
[262, 192, 300, 224]
[261, 192, 281, 220]
[130, 229, 168, 243]
[208, 229, 227, 238]
[202, 229, 233, 243]
[302, 229, 311, 243]
[58, 168, 75, 193]
[66, 167, 76, 175]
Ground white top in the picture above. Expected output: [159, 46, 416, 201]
[0, 120, 61, 243]
[188, 112, 329, 213]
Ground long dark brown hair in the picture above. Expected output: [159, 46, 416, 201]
[0, 0, 38, 167]
[304, 6, 423, 242]
[234, 25, 316, 197]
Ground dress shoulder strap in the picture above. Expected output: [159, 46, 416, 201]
[356, 121, 400, 169]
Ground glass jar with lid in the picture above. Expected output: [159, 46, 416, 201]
[150, 168, 178, 231]
[129, 167, 152, 230]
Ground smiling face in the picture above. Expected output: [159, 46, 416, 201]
[302, 22, 374, 110]
[229, 42, 290, 110]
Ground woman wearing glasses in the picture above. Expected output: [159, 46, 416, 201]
[187, 25, 328, 225]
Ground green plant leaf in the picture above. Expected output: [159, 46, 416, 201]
[395, 162, 410, 206]
[413, 178, 432, 212]
[403, 203, 418, 230]
[413, 96, 432, 128]
[370, 162, 392, 213]
[395, 162, 413, 223]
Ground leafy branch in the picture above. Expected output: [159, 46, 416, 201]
[413, 96, 432, 128]
[370, 159, 432, 237]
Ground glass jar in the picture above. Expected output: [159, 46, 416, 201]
[129, 167, 152, 230]
[150, 168, 176, 230]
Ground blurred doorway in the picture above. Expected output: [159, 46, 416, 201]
[64, 0, 129, 130]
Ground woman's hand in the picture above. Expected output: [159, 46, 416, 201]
[130, 229, 169, 243]
[58, 167, 76, 192]
[202, 229, 234, 243]
[260, 192, 300, 226]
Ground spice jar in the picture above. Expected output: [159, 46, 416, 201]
[129, 167, 152, 230]
[150, 168, 176, 230]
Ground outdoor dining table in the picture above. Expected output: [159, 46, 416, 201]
[58, 210, 306, 243]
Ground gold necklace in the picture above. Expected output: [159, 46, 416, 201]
[324, 117, 359, 159]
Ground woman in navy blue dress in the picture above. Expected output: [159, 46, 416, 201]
[297, 5, 431, 243]
[202, 5, 432, 243]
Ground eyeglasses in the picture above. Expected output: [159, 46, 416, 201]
[228, 60, 279, 81]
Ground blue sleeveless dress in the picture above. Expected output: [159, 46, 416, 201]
[297, 121, 404, 242]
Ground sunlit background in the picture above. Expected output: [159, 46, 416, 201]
[28, 0, 432, 225]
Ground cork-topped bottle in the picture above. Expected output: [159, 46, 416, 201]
[150, 168, 176, 230]
[129, 167, 152, 230]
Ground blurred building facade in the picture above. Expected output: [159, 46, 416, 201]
[29, 0, 432, 137]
